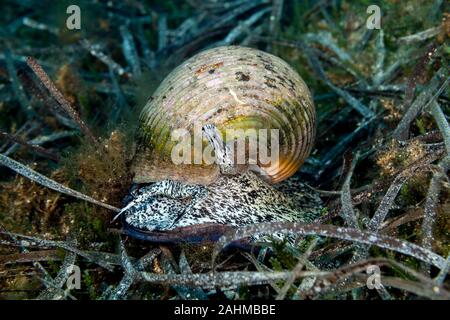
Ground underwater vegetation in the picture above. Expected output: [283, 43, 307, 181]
[0, 0, 449, 300]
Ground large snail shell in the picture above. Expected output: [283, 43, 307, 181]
[132, 46, 315, 185]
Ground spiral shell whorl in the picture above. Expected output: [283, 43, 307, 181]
[133, 46, 316, 185]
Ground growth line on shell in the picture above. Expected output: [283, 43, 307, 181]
[0, 153, 120, 213]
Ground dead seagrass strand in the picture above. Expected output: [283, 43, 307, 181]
[132, 46, 316, 185]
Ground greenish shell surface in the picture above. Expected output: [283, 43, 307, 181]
[132, 46, 316, 185]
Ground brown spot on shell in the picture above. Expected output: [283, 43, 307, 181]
[264, 64, 275, 72]
[235, 71, 250, 81]
[264, 76, 277, 88]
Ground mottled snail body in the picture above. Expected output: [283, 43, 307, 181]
[119, 46, 321, 242]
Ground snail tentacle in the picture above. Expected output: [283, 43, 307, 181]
[114, 180, 207, 223]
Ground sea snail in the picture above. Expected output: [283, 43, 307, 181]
[118, 46, 321, 242]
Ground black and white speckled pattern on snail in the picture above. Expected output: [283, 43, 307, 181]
[117, 46, 321, 242]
